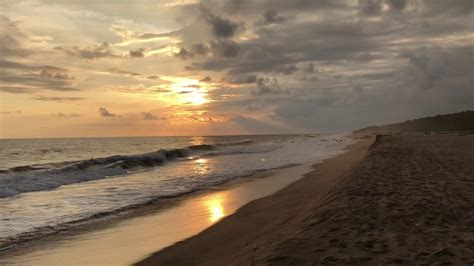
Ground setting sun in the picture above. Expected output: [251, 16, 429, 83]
[169, 78, 210, 105]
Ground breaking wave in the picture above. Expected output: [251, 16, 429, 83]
[0, 140, 257, 198]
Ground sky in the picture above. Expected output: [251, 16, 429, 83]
[0, 0, 473, 138]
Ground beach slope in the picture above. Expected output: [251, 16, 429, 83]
[137, 134, 474, 265]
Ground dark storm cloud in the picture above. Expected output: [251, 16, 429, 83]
[33, 96, 85, 102]
[99, 107, 117, 117]
[200, 6, 240, 38]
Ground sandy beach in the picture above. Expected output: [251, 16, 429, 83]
[138, 134, 474, 265]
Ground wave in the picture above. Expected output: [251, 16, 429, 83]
[0, 165, 272, 251]
[0, 140, 260, 198]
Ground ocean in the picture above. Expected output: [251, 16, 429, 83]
[0, 134, 352, 250]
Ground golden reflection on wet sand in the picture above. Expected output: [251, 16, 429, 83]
[205, 194, 225, 223]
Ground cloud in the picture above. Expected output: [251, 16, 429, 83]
[260, 10, 291, 25]
[227, 75, 257, 84]
[107, 68, 160, 81]
[385, 0, 406, 11]
[174, 47, 194, 59]
[33, 96, 85, 102]
[0, 72, 78, 92]
[229, 115, 284, 133]
[200, 6, 240, 38]
[0, 86, 35, 94]
[99, 107, 117, 117]
[175, 40, 240, 60]
[3, 0, 474, 136]
[107, 68, 141, 77]
[358, 0, 383, 16]
[58, 42, 156, 60]
[200, 76, 212, 82]
[209, 40, 241, 57]
[302, 62, 315, 74]
[418, 0, 474, 16]
[142, 112, 158, 120]
[0, 60, 78, 92]
[246, 103, 262, 111]
[39, 69, 74, 80]
[0, 110, 22, 115]
[253, 77, 287, 95]
[52, 112, 81, 117]
[273, 64, 298, 75]
[57, 42, 118, 60]
[221, 0, 349, 14]
[128, 48, 145, 58]
[0, 16, 32, 58]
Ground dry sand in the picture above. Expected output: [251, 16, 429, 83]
[137, 134, 474, 265]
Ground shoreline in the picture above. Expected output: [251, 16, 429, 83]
[138, 134, 474, 265]
[0, 142, 355, 265]
[137, 138, 372, 265]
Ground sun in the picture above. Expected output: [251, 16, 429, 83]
[170, 78, 210, 105]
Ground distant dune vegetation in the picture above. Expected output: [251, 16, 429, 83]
[353, 111, 474, 134]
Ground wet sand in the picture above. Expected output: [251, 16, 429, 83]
[138, 134, 474, 265]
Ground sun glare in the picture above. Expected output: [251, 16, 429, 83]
[169, 78, 210, 105]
